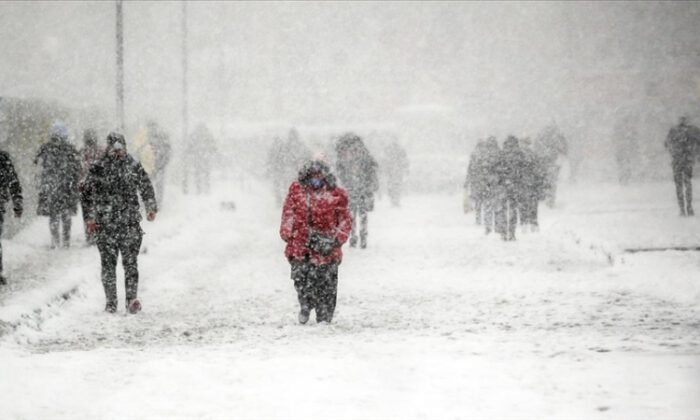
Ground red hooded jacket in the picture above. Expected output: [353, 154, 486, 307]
[280, 178, 352, 265]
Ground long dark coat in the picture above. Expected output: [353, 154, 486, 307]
[81, 153, 157, 236]
[665, 123, 700, 167]
[335, 135, 379, 211]
[0, 151, 23, 214]
[35, 136, 80, 216]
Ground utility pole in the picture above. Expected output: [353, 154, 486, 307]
[182, 1, 189, 147]
[116, 0, 125, 131]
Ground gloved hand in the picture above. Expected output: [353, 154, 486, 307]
[147, 211, 156, 221]
[86, 219, 97, 234]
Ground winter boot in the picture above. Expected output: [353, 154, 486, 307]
[298, 306, 310, 324]
[360, 236, 367, 249]
[349, 237, 357, 248]
[105, 301, 117, 313]
[0, 275, 6, 286]
[127, 298, 142, 314]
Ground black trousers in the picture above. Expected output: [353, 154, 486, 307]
[49, 210, 72, 248]
[520, 196, 539, 227]
[97, 228, 143, 305]
[350, 202, 368, 247]
[80, 200, 97, 245]
[673, 162, 693, 216]
[495, 193, 518, 241]
[290, 258, 339, 322]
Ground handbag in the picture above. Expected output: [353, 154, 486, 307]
[305, 191, 337, 256]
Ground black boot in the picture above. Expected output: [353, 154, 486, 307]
[0, 275, 7, 286]
[298, 306, 310, 324]
[105, 301, 117, 313]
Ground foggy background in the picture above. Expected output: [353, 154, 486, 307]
[1, 1, 699, 188]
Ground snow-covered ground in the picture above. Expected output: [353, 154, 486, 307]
[0, 179, 698, 419]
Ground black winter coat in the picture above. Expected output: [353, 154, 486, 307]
[82, 154, 157, 234]
[336, 154, 378, 210]
[520, 148, 546, 200]
[665, 123, 700, 166]
[0, 151, 22, 214]
[495, 143, 526, 198]
[35, 136, 80, 216]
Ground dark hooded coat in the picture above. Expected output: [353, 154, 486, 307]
[0, 151, 22, 214]
[335, 134, 379, 211]
[35, 135, 80, 216]
[81, 135, 157, 236]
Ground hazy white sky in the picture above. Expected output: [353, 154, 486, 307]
[0, 1, 698, 140]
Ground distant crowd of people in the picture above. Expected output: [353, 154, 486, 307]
[0, 119, 220, 315]
[464, 126, 568, 241]
[0, 114, 697, 324]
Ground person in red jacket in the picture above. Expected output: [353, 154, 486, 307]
[280, 160, 352, 324]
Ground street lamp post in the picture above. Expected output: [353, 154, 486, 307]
[182, 1, 189, 147]
[116, 0, 125, 131]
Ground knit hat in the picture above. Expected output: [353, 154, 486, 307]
[106, 132, 126, 150]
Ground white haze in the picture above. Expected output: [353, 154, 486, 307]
[0, 1, 699, 187]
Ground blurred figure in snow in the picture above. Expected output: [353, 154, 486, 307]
[280, 128, 311, 196]
[665, 115, 700, 216]
[465, 140, 487, 225]
[382, 140, 409, 207]
[82, 132, 157, 314]
[266, 136, 286, 206]
[335, 133, 379, 249]
[0, 145, 22, 285]
[280, 160, 352, 324]
[494, 136, 526, 241]
[34, 121, 80, 249]
[133, 121, 171, 205]
[147, 121, 172, 206]
[183, 123, 217, 195]
[533, 124, 568, 208]
[481, 137, 501, 234]
[78, 128, 104, 246]
[518, 137, 546, 232]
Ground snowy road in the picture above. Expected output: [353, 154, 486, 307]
[0, 180, 698, 419]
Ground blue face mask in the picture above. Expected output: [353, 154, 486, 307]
[310, 177, 324, 189]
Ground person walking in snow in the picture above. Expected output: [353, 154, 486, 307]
[280, 128, 311, 194]
[147, 121, 172, 207]
[266, 136, 286, 206]
[465, 140, 488, 225]
[335, 133, 378, 248]
[82, 132, 157, 314]
[518, 137, 546, 232]
[665, 116, 700, 217]
[34, 121, 80, 249]
[534, 124, 568, 208]
[78, 129, 104, 246]
[382, 140, 409, 207]
[481, 137, 501, 235]
[494, 136, 526, 241]
[280, 160, 352, 324]
[0, 149, 22, 285]
[183, 123, 217, 195]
